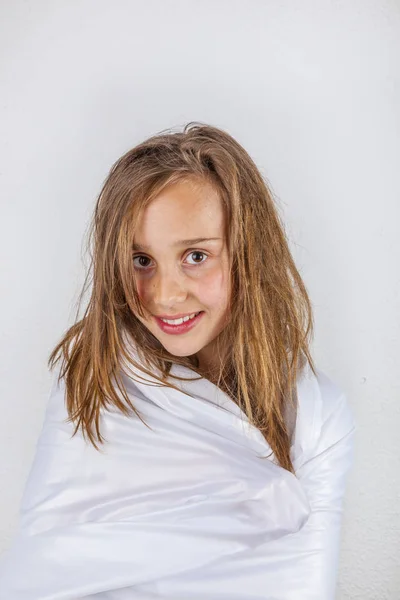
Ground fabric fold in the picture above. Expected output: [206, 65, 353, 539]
[0, 348, 355, 599]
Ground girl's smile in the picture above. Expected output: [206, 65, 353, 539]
[153, 309, 205, 334]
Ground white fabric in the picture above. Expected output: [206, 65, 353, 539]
[0, 350, 355, 600]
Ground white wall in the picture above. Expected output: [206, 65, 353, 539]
[1, 1, 399, 598]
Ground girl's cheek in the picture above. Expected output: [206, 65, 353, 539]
[197, 270, 228, 305]
[134, 277, 147, 302]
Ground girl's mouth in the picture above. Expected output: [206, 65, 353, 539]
[154, 311, 204, 335]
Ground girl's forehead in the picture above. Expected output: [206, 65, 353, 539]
[135, 180, 226, 238]
[149, 178, 222, 212]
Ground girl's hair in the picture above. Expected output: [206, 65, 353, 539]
[48, 121, 316, 475]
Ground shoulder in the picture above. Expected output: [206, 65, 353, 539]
[313, 367, 355, 442]
[291, 363, 356, 468]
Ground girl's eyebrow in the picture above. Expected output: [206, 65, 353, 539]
[132, 237, 222, 251]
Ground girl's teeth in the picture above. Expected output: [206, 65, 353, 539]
[161, 312, 199, 325]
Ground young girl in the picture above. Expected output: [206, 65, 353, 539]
[0, 122, 355, 599]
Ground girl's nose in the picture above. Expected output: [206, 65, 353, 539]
[152, 271, 188, 308]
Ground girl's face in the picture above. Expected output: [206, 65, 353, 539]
[132, 178, 231, 372]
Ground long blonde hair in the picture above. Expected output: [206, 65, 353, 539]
[48, 121, 316, 474]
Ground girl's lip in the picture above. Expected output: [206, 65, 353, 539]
[154, 311, 201, 319]
[154, 311, 204, 335]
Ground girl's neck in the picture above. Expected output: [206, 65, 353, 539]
[194, 348, 222, 380]
[193, 348, 234, 392]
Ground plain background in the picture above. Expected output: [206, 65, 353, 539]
[0, 1, 399, 598]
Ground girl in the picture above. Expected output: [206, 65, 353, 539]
[0, 122, 355, 599]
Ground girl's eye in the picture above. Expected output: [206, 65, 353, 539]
[133, 255, 153, 270]
[132, 251, 208, 271]
[185, 251, 207, 265]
